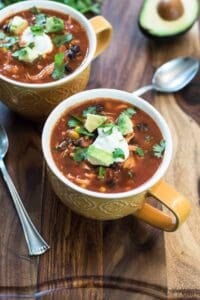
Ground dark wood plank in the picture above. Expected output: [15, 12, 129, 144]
[0, 106, 43, 294]
[150, 22, 200, 298]
[38, 173, 103, 298]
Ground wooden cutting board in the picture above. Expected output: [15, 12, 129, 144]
[0, 1, 199, 299]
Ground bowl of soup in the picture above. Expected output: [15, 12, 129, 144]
[42, 89, 191, 231]
[0, 1, 112, 119]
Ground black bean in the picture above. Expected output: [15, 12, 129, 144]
[105, 168, 120, 187]
[67, 49, 76, 59]
[2, 24, 10, 33]
[65, 64, 73, 73]
[71, 139, 81, 146]
[71, 44, 80, 53]
[107, 179, 116, 187]
[110, 163, 120, 170]
[55, 140, 68, 151]
[95, 104, 104, 113]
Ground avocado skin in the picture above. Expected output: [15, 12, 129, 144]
[138, 19, 198, 40]
[138, 0, 200, 40]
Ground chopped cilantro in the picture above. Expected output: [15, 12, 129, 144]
[153, 140, 166, 158]
[30, 24, 44, 35]
[68, 116, 82, 128]
[30, 6, 41, 14]
[28, 42, 35, 49]
[98, 166, 106, 179]
[135, 147, 145, 157]
[12, 48, 27, 58]
[101, 123, 115, 135]
[0, 35, 18, 48]
[63, 0, 101, 14]
[52, 33, 73, 47]
[0, 1, 102, 15]
[71, 114, 83, 123]
[145, 135, 152, 142]
[83, 105, 98, 117]
[52, 52, 65, 80]
[123, 107, 137, 117]
[75, 126, 94, 137]
[73, 147, 88, 162]
[0, 31, 6, 39]
[113, 148, 125, 159]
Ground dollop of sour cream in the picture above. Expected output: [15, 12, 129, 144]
[20, 27, 53, 56]
[92, 126, 129, 163]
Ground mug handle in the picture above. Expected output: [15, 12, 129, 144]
[134, 180, 191, 231]
[89, 16, 112, 58]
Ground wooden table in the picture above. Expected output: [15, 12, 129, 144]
[0, 1, 200, 299]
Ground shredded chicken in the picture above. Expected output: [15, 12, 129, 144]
[61, 149, 69, 158]
[75, 178, 90, 185]
[69, 39, 80, 46]
[84, 173, 96, 179]
[125, 132, 135, 143]
[129, 145, 137, 151]
[4, 51, 12, 65]
[106, 115, 115, 123]
[116, 104, 129, 110]
[81, 162, 92, 171]
[26, 63, 54, 81]
[3, 64, 19, 74]
[67, 173, 90, 187]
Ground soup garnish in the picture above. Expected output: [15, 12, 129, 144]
[51, 98, 166, 193]
[0, 7, 88, 83]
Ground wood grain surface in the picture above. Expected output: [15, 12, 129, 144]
[0, 1, 200, 299]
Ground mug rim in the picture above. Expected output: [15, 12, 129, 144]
[42, 88, 173, 199]
[0, 0, 96, 89]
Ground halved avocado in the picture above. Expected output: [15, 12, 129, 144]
[138, 0, 199, 39]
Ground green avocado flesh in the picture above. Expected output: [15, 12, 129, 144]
[87, 145, 114, 167]
[139, 0, 199, 38]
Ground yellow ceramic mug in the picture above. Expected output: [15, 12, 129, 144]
[0, 1, 112, 120]
[42, 89, 191, 232]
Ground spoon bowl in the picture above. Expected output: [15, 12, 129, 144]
[133, 56, 199, 96]
[0, 125, 8, 159]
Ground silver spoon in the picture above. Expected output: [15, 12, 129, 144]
[0, 125, 50, 256]
[133, 56, 199, 97]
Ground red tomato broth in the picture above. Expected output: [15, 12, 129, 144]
[0, 8, 88, 83]
[51, 98, 165, 193]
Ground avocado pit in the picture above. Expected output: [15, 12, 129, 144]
[157, 0, 184, 21]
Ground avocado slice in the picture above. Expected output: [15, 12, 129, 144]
[87, 145, 114, 166]
[138, 0, 199, 39]
[12, 47, 39, 63]
[85, 114, 107, 133]
[117, 113, 133, 135]
[45, 17, 64, 33]
[9, 16, 28, 35]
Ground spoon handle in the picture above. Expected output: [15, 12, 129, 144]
[0, 159, 50, 256]
[132, 84, 154, 97]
